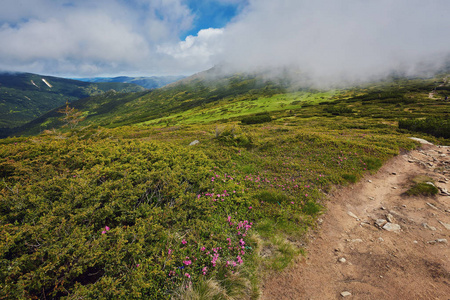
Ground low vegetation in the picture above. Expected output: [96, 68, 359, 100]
[0, 72, 448, 298]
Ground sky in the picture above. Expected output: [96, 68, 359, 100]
[0, 0, 450, 85]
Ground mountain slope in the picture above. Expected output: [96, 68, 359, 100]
[9, 72, 290, 136]
[5, 69, 450, 139]
[0, 72, 146, 129]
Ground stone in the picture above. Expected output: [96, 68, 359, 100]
[347, 211, 359, 219]
[189, 140, 200, 146]
[375, 219, 388, 228]
[386, 214, 394, 223]
[351, 238, 363, 243]
[427, 239, 448, 245]
[426, 203, 439, 210]
[368, 180, 372, 183]
[391, 172, 397, 175]
[422, 223, 436, 231]
[378, 237, 384, 242]
[382, 222, 401, 232]
[438, 220, 450, 230]
[439, 187, 450, 196]
[408, 137, 433, 145]
[341, 291, 352, 297]
[368, 197, 375, 200]
[338, 257, 347, 263]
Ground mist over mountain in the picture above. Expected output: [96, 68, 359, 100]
[214, 0, 450, 88]
[74, 75, 185, 89]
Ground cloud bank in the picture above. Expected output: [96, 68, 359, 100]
[0, 0, 449, 83]
[218, 0, 450, 86]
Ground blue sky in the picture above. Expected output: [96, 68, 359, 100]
[182, 1, 244, 39]
[0, 0, 449, 83]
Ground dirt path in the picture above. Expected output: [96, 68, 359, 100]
[262, 140, 450, 299]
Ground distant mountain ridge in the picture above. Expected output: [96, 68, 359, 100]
[0, 72, 146, 129]
[74, 75, 185, 89]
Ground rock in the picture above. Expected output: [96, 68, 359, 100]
[375, 219, 388, 228]
[386, 214, 394, 223]
[438, 187, 450, 196]
[427, 239, 448, 244]
[413, 240, 418, 244]
[438, 220, 450, 230]
[426, 202, 439, 210]
[338, 257, 347, 263]
[368, 197, 374, 200]
[378, 237, 384, 242]
[382, 222, 401, 232]
[409, 137, 433, 145]
[189, 140, 200, 146]
[347, 211, 359, 219]
[380, 206, 386, 210]
[392, 186, 397, 189]
[368, 180, 372, 183]
[341, 291, 352, 297]
[391, 172, 397, 175]
[351, 238, 363, 243]
[422, 223, 437, 231]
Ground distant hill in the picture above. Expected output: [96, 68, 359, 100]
[0, 72, 146, 129]
[74, 75, 185, 89]
[7, 70, 291, 137]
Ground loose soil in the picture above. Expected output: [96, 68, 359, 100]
[262, 141, 450, 299]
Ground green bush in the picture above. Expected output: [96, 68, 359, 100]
[341, 174, 357, 183]
[240, 113, 272, 125]
[406, 182, 439, 196]
[399, 117, 450, 139]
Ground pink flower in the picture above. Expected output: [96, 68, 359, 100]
[200, 246, 206, 251]
[183, 260, 192, 266]
[101, 226, 110, 234]
[185, 273, 191, 278]
[248, 206, 252, 210]
[182, 239, 187, 245]
[168, 249, 172, 255]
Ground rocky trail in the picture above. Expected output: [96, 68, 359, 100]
[262, 139, 450, 299]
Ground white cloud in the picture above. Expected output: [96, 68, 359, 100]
[1, 0, 449, 81]
[218, 0, 450, 86]
[0, 0, 198, 76]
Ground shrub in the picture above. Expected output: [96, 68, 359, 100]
[341, 174, 357, 183]
[406, 182, 439, 196]
[241, 113, 272, 125]
[399, 117, 450, 139]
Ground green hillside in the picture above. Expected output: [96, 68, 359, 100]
[0, 72, 146, 129]
[0, 71, 449, 299]
[10, 72, 450, 140]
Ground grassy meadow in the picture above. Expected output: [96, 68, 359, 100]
[0, 72, 449, 299]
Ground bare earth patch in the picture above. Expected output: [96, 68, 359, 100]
[262, 142, 450, 299]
